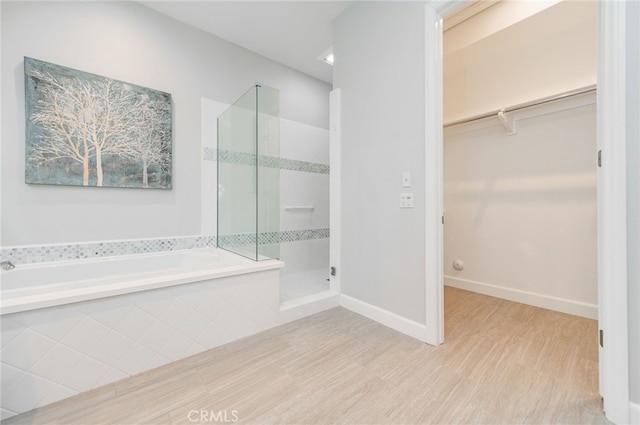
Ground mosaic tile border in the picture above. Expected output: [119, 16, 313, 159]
[206, 148, 330, 175]
[1, 229, 330, 266]
[0, 236, 216, 266]
[280, 228, 330, 242]
[279, 158, 330, 174]
[217, 228, 330, 247]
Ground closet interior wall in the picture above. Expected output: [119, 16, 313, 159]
[443, 0, 597, 318]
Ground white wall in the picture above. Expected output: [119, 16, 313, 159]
[333, 2, 426, 325]
[444, 97, 597, 318]
[279, 119, 330, 301]
[444, 0, 562, 54]
[1, 1, 330, 247]
[444, 0, 596, 123]
[626, 0, 640, 408]
[200, 98, 226, 237]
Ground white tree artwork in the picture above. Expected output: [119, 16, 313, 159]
[24, 57, 172, 189]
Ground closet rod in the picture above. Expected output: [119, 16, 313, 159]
[443, 85, 597, 128]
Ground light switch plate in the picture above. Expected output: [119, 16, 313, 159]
[400, 192, 414, 208]
[402, 171, 411, 188]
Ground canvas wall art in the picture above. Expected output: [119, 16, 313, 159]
[24, 57, 173, 189]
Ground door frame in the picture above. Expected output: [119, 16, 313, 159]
[423, 1, 630, 423]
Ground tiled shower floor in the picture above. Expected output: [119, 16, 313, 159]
[280, 269, 330, 302]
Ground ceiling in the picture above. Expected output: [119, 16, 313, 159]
[139, 1, 352, 84]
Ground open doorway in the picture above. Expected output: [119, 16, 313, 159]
[441, 2, 598, 324]
[440, 0, 601, 418]
[425, 1, 631, 423]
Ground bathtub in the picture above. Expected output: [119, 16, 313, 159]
[0, 247, 341, 420]
[0, 247, 284, 315]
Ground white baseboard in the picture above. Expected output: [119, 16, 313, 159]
[279, 290, 340, 324]
[340, 294, 428, 342]
[630, 401, 640, 425]
[444, 276, 598, 320]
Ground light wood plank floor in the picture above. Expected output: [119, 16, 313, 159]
[3, 287, 609, 425]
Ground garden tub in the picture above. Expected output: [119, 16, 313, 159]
[0, 247, 284, 315]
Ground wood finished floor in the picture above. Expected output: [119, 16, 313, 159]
[3, 287, 609, 425]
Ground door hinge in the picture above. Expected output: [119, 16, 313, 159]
[597, 150, 602, 167]
[330, 266, 336, 277]
[599, 329, 604, 348]
[442, 215, 445, 225]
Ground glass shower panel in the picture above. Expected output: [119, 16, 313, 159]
[218, 86, 257, 259]
[217, 84, 280, 261]
[257, 85, 280, 260]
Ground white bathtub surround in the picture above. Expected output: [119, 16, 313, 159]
[0, 246, 340, 420]
[0, 240, 340, 420]
[0, 248, 282, 315]
[0, 249, 288, 419]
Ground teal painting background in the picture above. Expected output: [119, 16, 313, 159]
[24, 57, 173, 189]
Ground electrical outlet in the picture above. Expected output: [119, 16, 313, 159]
[400, 192, 414, 208]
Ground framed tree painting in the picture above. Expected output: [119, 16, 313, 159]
[24, 57, 173, 189]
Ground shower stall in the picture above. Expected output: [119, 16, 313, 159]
[217, 84, 280, 261]
[213, 83, 332, 303]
